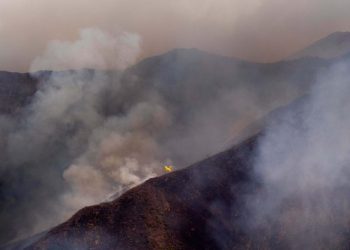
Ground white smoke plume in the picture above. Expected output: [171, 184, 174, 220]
[61, 101, 172, 213]
[30, 28, 141, 71]
[0, 26, 309, 245]
[4, 27, 160, 239]
[248, 60, 350, 248]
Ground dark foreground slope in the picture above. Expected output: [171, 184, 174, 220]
[21, 136, 258, 250]
[19, 92, 350, 250]
[0, 49, 333, 245]
[2, 46, 350, 247]
[19, 136, 350, 250]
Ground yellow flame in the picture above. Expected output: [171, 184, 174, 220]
[163, 165, 173, 173]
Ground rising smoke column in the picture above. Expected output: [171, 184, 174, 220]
[0, 27, 168, 241]
[61, 100, 172, 213]
[30, 28, 141, 71]
[0, 26, 308, 244]
[248, 60, 350, 249]
[25, 27, 174, 226]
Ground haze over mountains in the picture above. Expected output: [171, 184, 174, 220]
[1, 31, 350, 249]
[289, 31, 350, 59]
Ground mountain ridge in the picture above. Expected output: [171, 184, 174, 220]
[288, 31, 350, 60]
[0, 37, 348, 246]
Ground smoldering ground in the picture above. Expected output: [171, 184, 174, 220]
[0, 27, 317, 245]
[237, 59, 350, 249]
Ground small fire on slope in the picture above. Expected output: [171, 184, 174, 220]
[163, 165, 174, 173]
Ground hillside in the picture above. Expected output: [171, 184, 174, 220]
[16, 87, 350, 249]
[8, 136, 258, 250]
[0, 48, 342, 246]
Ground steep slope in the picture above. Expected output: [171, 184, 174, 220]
[0, 49, 338, 245]
[19, 136, 258, 250]
[18, 92, 350, 249]
[289, 32, 350, 60]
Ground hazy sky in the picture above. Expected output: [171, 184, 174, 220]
[1, 0, 350, 71]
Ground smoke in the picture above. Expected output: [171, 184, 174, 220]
[247, 59, 350, 248]
[30, 28, 141, 71]
[0, 27, 195, 243]
[0, 25, 313, 245]
[0, 27, 148, 243]
[61, 101, 172, 213]
[28, 28, 168, 224]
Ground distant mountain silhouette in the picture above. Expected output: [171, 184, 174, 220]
[289, 31, 350, 59]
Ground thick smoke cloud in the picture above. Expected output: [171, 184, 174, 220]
[0, 25, 308, 245]
[1, 1, 350, 247]
[30, 28, 141, 71]
[2, 0, 350, 71]
[248, 60, 350, 248]
[61, 100, 171, 213]
[0, 28, 146, 243]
